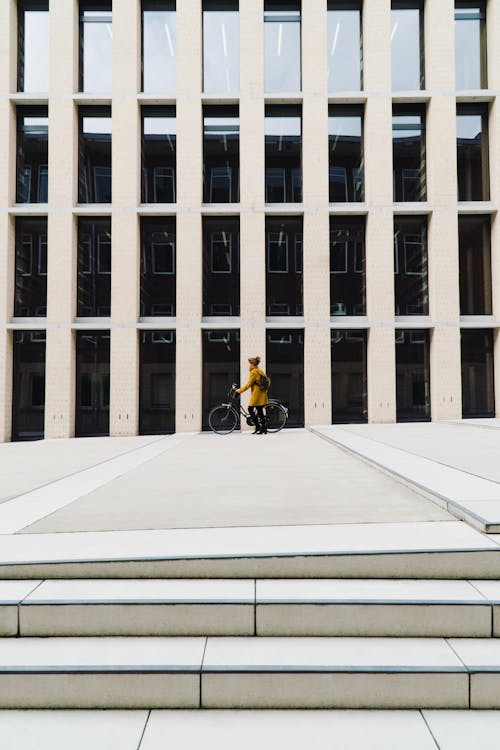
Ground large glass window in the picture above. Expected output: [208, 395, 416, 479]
[203, 217, 240, 317]
[203, 107, 239, 203]
[395, 329, 430, 421]
[141, 217, 176, 317]
[18, 2, 49, 93]
[77, 218, 112, 317]
[266, 216, 303, 317]
[140, 330, 176, 434]
[393, 105, 426, 202]
[455, 3, 487, 90]
[461, 329, 494, 417]
[203, 1, 239, 94]
[459, 216, 492, 315]
[329, 107, 363, 203]
[266, 329, 304, 427]
[12, 330, 46, 441]
[265, 106, 302, 204]
[202, 330, 240, 430]
[327, 2, 362, 93]
[16, 107, 48, 204]
[14, 217, 47, 318]
[391, 3, 424, 91]
[142, 108, 176, 204]
[330, 216, 365, 317]
[331, 329, 367, 423]
[75, 331, 110, 437]
[394, 216, 428, 316]
[142, 2, 176, 94]
[80, 3, 113, 93]
[457, 106, 489, 201]
[264, 2, 301, 93]
[79, 108, 112, 204]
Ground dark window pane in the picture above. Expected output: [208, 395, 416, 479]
[461, 329, 494, 417]
[391, 5, 424, 91]
[203, 107, 239, 203]
[459, 216, 492, 315]
[265, 106, 302, 203]
[457, 106, 489, 201]
[329, 106, 363, 202]
[18, 3, 49, 93]
[266, 328, 304, 427]
[16, 107, 48, 204]
[455, 3, 487, 90]
[203, 216, 240, 317]
[203, 2, 239, 93]
[142, 3, 176, 93]
[327, 4, 362, 93]
[202, 329, 240, 430]
[79, 108, 112, 204]
[142, 107, 176, 203]
[264, 4, 301, 93]
[141, 217, 176, 317]
[140, 330, 176, 434]
[76, 330, 110, 437]
[77, 218, 112, 317]
[395, 329, 430, 421]
[331, 329, 367, 423]
[80, 4, 113, 93]
[330, 216, 365, 316]
[266, 216, 303, 317]
[393, 106, 426, 202]
[14, 217, 47, 317]
[394, 216, 428, 315]
[12, 330, 46, 441]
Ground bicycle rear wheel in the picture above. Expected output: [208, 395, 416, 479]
[265, 402, 287, 433]
[208, 405, 239, 435]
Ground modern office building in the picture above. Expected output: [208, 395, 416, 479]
[0, 0, 499, 441]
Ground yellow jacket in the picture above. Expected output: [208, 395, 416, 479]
[237, 367, 270, 406]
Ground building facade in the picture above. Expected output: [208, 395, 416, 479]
[1, 0, 499, 440]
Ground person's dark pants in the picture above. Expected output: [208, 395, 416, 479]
[249, 405, 267, 433]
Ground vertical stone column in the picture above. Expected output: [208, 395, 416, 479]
[426, 0, 462, 420]
[175, 0, 203, 432]
[45, 0, 79, 438]
[110, 0, 141, 436]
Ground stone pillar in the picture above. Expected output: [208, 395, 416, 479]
[488, 0, 500, 414]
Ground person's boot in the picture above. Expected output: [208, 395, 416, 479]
[259, 413, 267, 434]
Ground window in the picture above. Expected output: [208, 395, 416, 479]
[330, 216, 365, 316]
[266, 329, 304, 427]
[76, 331, 110, 437]
[393, 105, 426, 202]
[327, 2, 362, 93]
[77, 218, 112, 317]
[140, 330, 176, 434]
[394, 216, 428, 316]
[203, 1, 239, 93]
[461, 329, 494, 417]
[331, 329, 367, 423]
[79, 109, 112, 204]
[202, 330, 240, 430]
[459, 216, 492, 315]
[140, 217, 176, 317]
[455, 2, 487, 90]
[457, 105, 489, 201]
[142, 108, 176, 203]
[16, 108, 48, 204]
[266, 217, 303, 317]
[391, 2, 424, 91]
[265, 106, 302, 203]
[329, 106, 363, 203]
[395, 329, 430, 421]
[80, 3, 112, 93]
[203, 216, 240, 317]
[18, 2, 49, 93]
[264, 2, 301, 93]
[14, 217, 48, 318]
[12, 330, 46, 441]
[203, 107, 239, 203]
[142, 1, 176, 93]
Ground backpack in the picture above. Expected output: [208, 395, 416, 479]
[258, 373, 271, 392]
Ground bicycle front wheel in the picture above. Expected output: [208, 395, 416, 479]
[265, 402, 288, 433]
[208, 405, 239, 435]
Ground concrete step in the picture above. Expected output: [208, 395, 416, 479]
[2, 578, 498, 637]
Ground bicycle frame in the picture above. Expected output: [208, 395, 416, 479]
[223, 388, 288, 423]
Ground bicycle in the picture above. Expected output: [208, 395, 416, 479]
[208, 384, 288, 435]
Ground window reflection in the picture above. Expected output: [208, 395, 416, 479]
[203, 216, 240, 317]
[330, 216, 365, 316]
[457, 106, 489, 201]
[141, 217, 176, 317]
[266, 216, 303, 317]
[16, 107, 48, 204]
[396, 329, 430, 422]
[18, 3, 49, 93]
[394, 216, 428, 316]
[79, 108, 112, 204]
[75, 331, 110, 437]
[12, 330, 46, 441]
[455, 3, 487, 90]
[329, 107, 363, 203]
[203, 107, 239, 203]
[140, 330, 176, 434]
[202, 330, 240, 430]
[392, 106, 426, 202]
[142, 2, 176, 94]
[264, 2, 301, 93]
[461, 329, 494, 417]
[142, 107, 176, 203]
[327, 2, 362, 93]
[266, 329, 304, 427]
[265, 106, 302, 203]
[14, 217, 48, 318]
[77, 218, 112, 317]
[459, 216, 492, 315]
[331, 329, 367, 423]
[203, 1, 239, 94]
[391, 4, 424, 91]
[80, 5, 113, 93]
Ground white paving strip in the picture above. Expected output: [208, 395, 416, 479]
[0, 434, 192, 535]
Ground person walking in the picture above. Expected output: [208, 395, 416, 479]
[236, 356, 270, 434]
